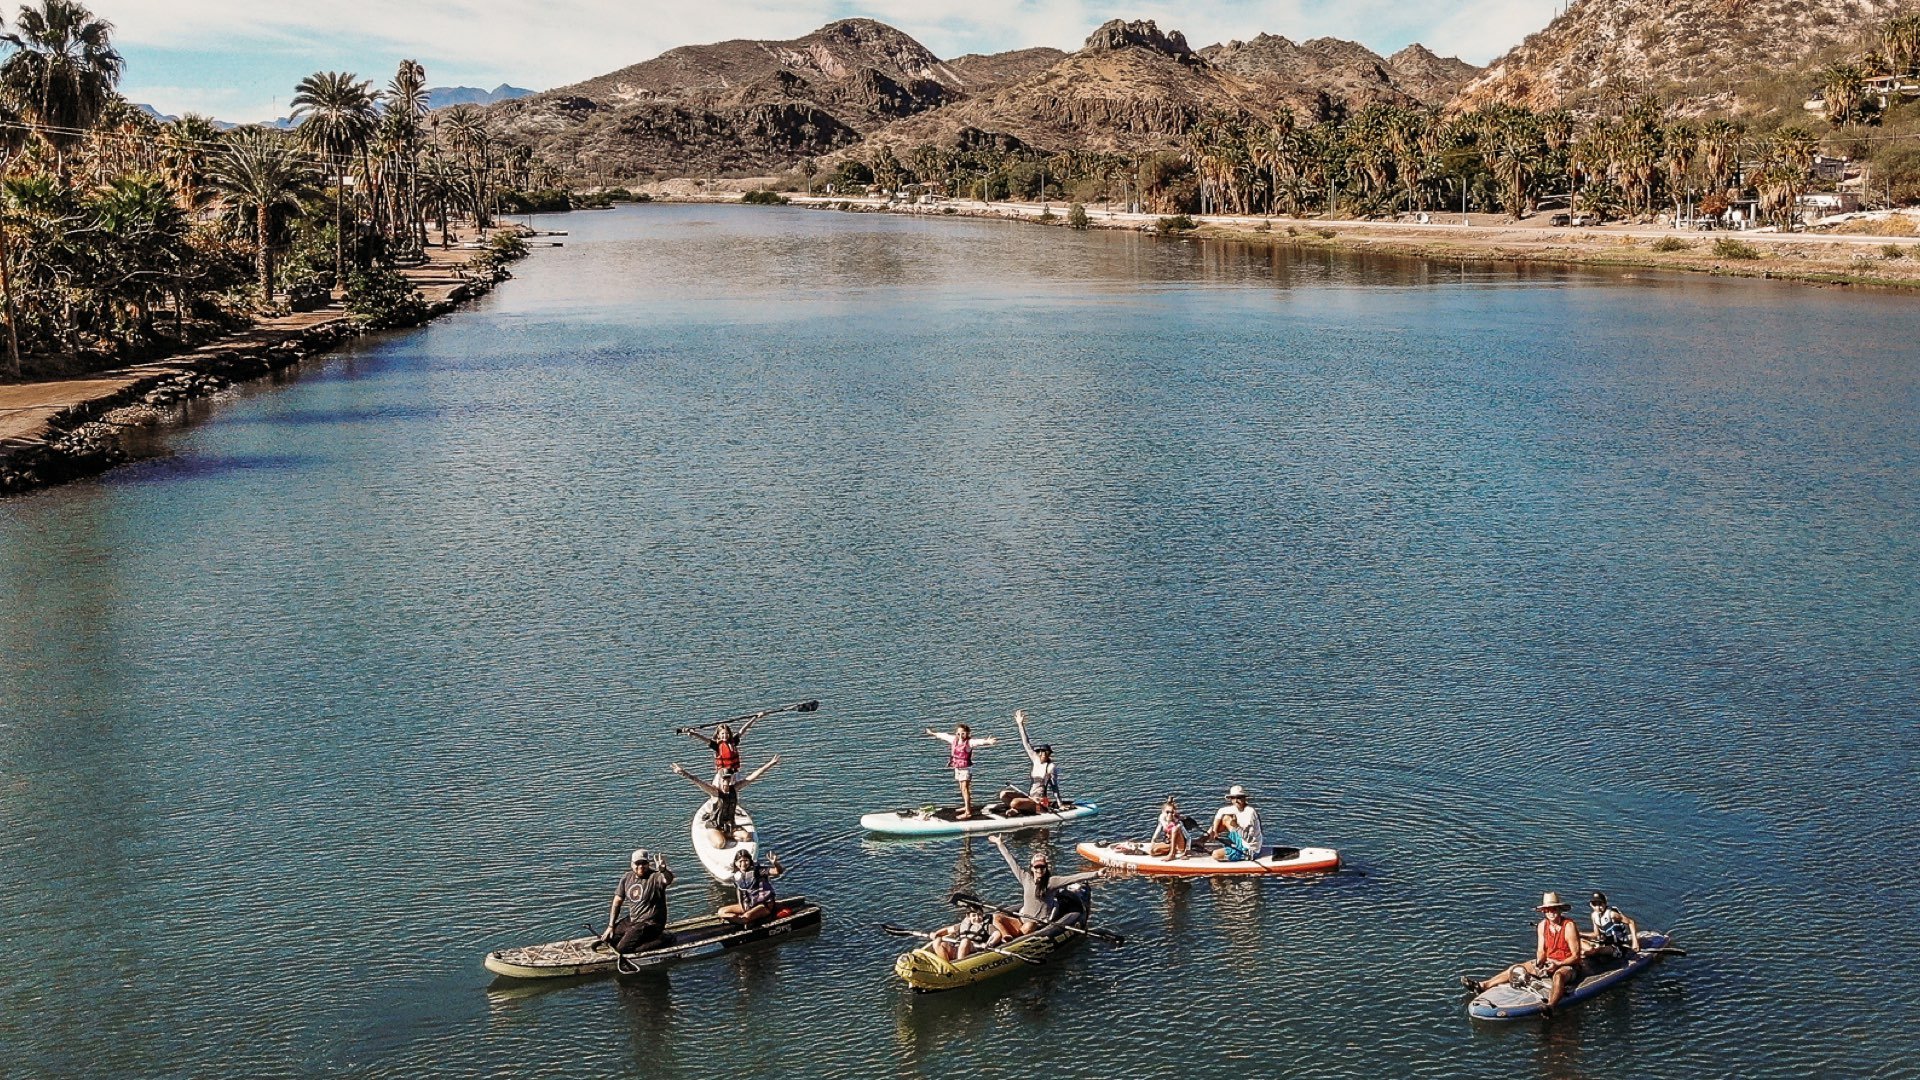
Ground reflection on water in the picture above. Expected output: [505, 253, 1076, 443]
[1, 204, 1916, 1078]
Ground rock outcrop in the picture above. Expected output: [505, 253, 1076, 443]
[1455, 0, 1913, 112]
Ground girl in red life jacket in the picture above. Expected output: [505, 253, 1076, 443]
[681, 720, 753, 784]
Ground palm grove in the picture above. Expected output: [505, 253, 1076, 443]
[0, 0, 531, 380]
[824, 16, 1920, 228]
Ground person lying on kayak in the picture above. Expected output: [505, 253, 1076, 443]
[1584, 892, 1641, 956]
[1149, 796, 1190, 858]
[924, 723, 997, 819]
[1459, 892, 1585, 1017]
[670, 756, 780, 847]
[996, 709, 1061, 816]
[718, 849, 785, 926]
[928, 907, 1001, 962]
[987, 834, 1102, 938]
[1202, 785, 1264, 861]
[602, 848, 675, 953]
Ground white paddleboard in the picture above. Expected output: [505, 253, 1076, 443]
[691, 796, 757, 882]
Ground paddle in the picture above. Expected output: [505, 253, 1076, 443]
[948, 890, 1125, 946]
[583, 921, 642, 975]
[673, 700, 820, 735]
[878, 922, 1043, 965]
[998, 779, 1072, 825]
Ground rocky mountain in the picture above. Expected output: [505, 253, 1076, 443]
[943, 47, 1068, 91]
[870, 20, 1277, 155]
[1198, 33, 1478, 118]
[1457, 0, 1914, 112]
[490, 18, 970, 176]
[427, 84, 533, 110]
[486, 16, 1481, 178]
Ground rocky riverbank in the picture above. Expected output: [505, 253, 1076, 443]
[0, 234, 522, 497]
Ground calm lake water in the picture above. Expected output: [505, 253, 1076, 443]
[2, 205, 1917, 1079]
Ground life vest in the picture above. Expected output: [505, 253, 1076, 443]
[949, 740, 972, 770]
[714, 740, 741, 773]
[1541, 917, 1576, 963]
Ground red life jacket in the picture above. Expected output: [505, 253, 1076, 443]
[1541, 916, 1576, 963]
[714, 740, 741, 773]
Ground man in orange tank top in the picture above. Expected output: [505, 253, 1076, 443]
[1459, 891, 1586, 1017]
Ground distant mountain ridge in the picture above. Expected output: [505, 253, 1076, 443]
[426, 85, 534, 109]
[487, 16, 1476, 178]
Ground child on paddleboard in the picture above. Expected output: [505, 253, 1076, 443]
[925, 723, 997, 819]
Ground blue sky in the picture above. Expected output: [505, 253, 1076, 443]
[101, 0, 1562, 122]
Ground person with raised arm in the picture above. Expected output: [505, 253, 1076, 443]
[601, 848, 675, 953]
[670, 755, 780, 847]
[924, 723, 996, 818]
[996, 709, 1061, 816]
[986, 835, 1103, 938]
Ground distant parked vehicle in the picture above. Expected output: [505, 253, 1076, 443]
[1549, 213, 1572, 227]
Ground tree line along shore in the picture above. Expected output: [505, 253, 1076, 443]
[0, 0, 549, 389]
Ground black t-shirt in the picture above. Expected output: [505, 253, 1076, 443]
[618, 870, 669, 928]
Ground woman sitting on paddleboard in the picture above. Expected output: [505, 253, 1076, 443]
[925, 723, 997, 819]
[996, 709, 1061, 816]
[718, 849, 784, 926]
[671, 755, 780, 847]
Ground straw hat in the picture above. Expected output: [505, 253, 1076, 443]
[1537, 891, 1571, 911]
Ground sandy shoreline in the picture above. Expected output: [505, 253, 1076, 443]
[774, 194, 1920, 291]
[0, 229, 525, 496]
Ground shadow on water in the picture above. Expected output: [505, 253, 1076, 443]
[116, 452, 324, 483]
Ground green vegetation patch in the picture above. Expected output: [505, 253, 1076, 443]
[741, 189, 789, 205]
[1652, 237, 1692, 252]
[1712, 237, 1763, 260]
[1157, 214, 1197, 234]
[1067, 203, 1091, 230]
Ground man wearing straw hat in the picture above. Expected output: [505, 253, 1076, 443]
[1459, 892, 1586, 1016]
[1203, 784, 1265, 862]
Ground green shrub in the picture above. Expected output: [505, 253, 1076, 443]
[1651, 236, 1690, 252]
[1157, 214, 1197, 233]
[498, 188, 573, 213]
[741, 189, 789, 205]
[487, 231, 529, 262]
[1038, 207, 1058, 222]
[1067, 203, 1090, 230]
[1314, 227, 1337, 239]
[1883, 243, 1908, 259]
[345, 268, 428, 329]
[1712, 237, 1762, 260]
[630, 192, 654, 203]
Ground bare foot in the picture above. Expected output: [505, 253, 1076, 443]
[956, 808, 973, 819]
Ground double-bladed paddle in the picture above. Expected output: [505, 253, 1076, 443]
[947, 890, 1125, 946]
[879, 922, 1043, 965]
[673, 699, 820, 735]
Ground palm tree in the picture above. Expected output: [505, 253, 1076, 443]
[436, 104, 493, 235]
[206, 128, 312, 303]
[1819, 63, 1877, 127]
[291, 70, 374, 286]
[0, 0, 123, 178]
[1882, 14, 1920, 77]
[162, 113, 220, 211]
[382, 59, 430, 254]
